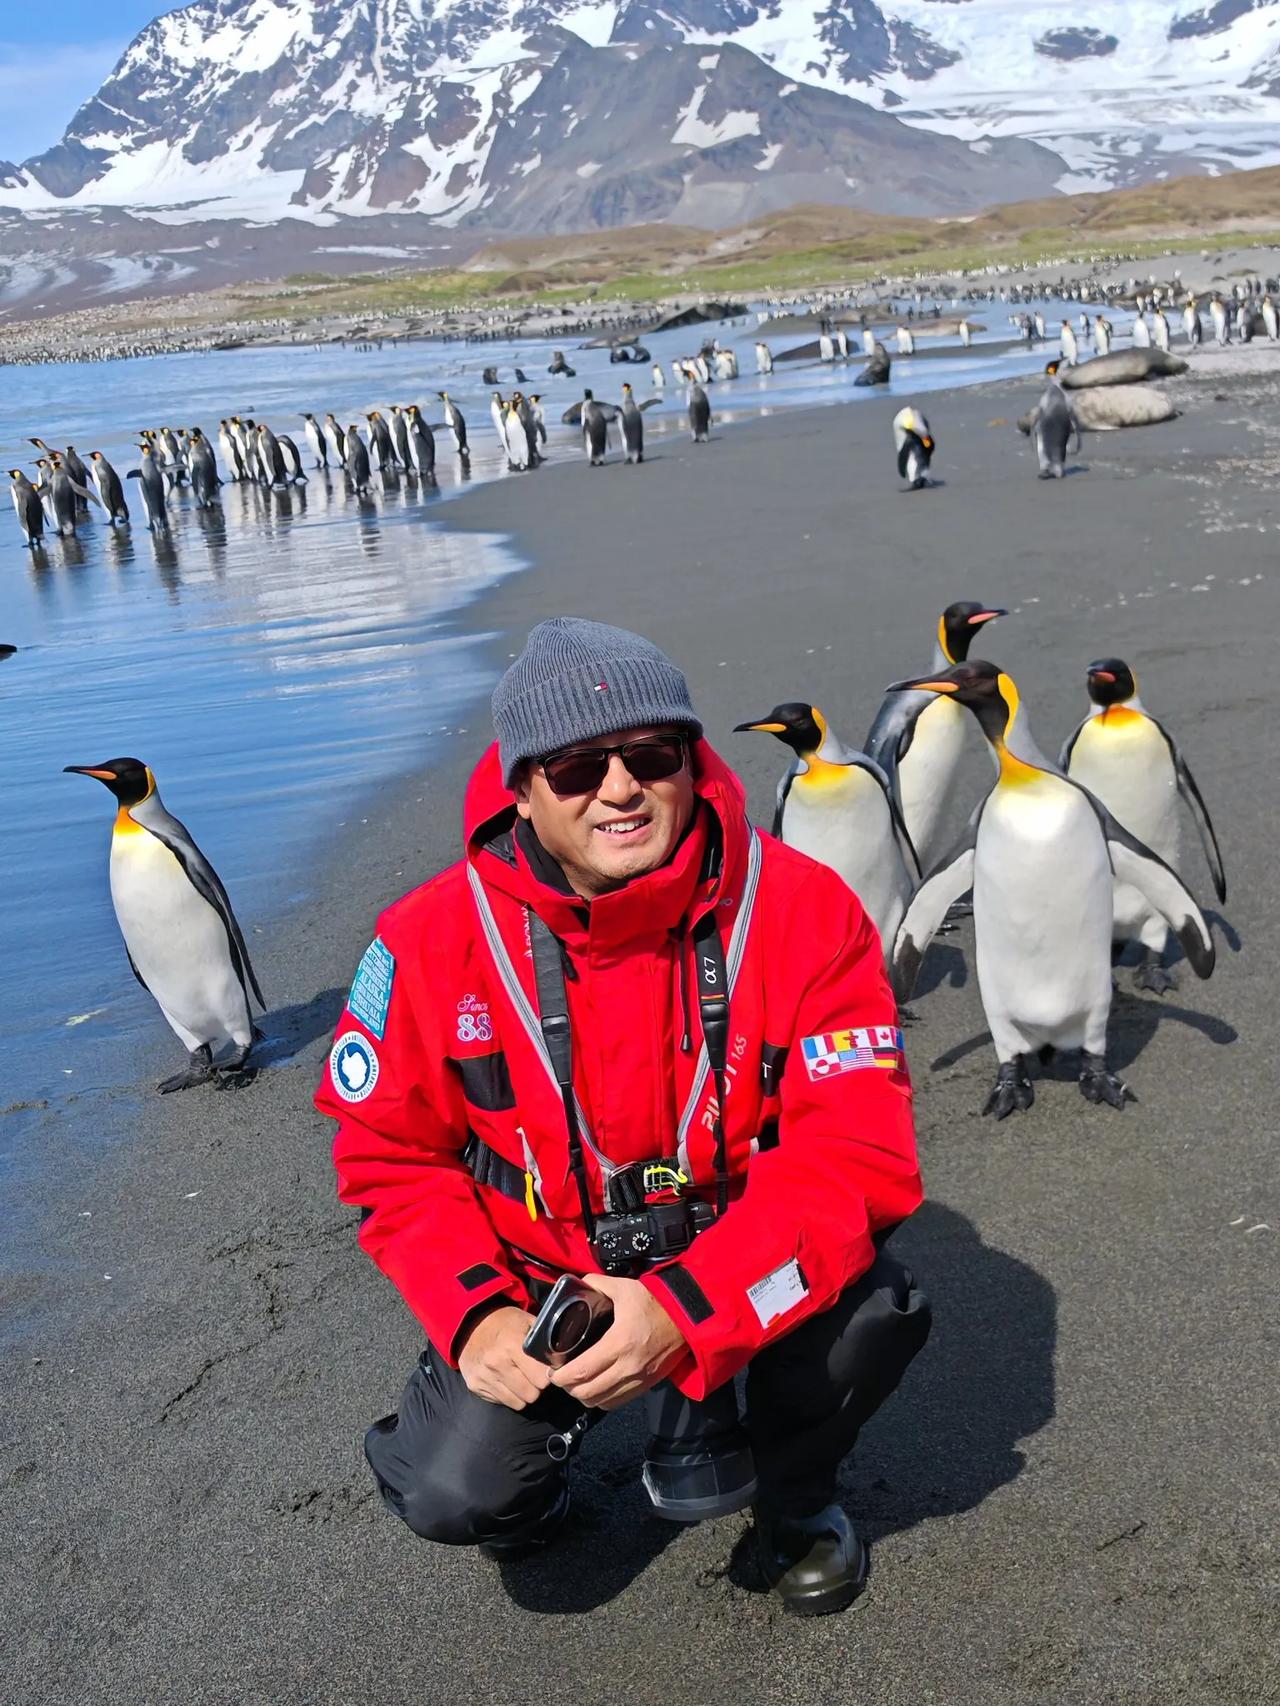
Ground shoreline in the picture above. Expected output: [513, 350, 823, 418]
[4, 359, 1277, 1702]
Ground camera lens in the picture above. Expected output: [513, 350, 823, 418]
[549, 1299, 590, 1354]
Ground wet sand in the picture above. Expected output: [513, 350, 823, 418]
[3, 354, 1278, 1705]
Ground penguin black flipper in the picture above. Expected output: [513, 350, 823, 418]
[1151, 719, 1227, 903]
[1057, 717, 1087, 773]
[145, 812, 268, 1009]
[125, 947, 153, 996]
[896, 439, 913, 480]
[1086, 801, 1216, 980]
[846, 752, 923, 880]
[772, 762, 797, 838]
[863, 690, 924, 810]
[890, 816, 981, 1004]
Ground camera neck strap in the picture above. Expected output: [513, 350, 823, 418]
[526, 905, 732, 1228]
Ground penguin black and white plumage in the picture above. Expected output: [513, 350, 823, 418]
[688, 384, 711, 443]
[128, 444, 169, 531]
[1152, 309, 1171, 353]
[1095, 315, 1112, 355]
[1263, 298, 1279, 341]
[257, 423, 288, 487]
[582, 397, 609, 466]
[735, 703, 919, 961]
[505, 398, 531, 471]
[345, 425, 374, 496]
[301, 413, 328, 469]
[405, 405, 437, 483]
[864, 600, 1005, 868]
[187, 428, 222, 508]
[369, 410, 400, 472]
[958, 319, 972, 348]
[438, 393, 470, 460]
[620, 383, 644, 464]
[220, 421, 246, 481]
[1131, 313, 1151, 350]
[324, 412, 348, 467]
[755, 341, 773, 374]
[892, 406, 934, 491]
[8, 469, 44, 546]
[888, 661, 1214, 1117]
[860, 326, 876, 357]
[1027, 378, 1080, 479]
[652, 362, 666, 389]
[896, 325, 915, 356]
[277, 434, 306, 484]
[1060, 658, 1226, 993]
[527, 395, 548, 450]
[1182, 303, 1202, 348]
[89, 451, 129, 525]
[490, 392, 513, 465]
[389, 405, 412, 471]
[64, 758, 266, 1092]
[1210, 298, 1228, 346]
[43, 453, 101, 536]
[158, 428, 186, 483]
[1060, 320, 1078, 366]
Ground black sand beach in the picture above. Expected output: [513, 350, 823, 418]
[4, 359, 1278, 1705]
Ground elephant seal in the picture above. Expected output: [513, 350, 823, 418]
[1059, 350, 1187, 389]
[1018, 385, 1179, 435]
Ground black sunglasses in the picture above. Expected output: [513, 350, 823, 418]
[538, 734, 689, 798]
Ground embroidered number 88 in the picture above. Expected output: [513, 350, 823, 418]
[457, 1011, 493, 1043]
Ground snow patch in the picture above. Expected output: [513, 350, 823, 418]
[672, 88, 761, 148]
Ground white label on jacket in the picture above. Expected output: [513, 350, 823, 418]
[330, 1031, 379, 1103]
[747, 1259, 808, 1329]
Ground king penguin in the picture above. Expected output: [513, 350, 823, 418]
[688, 383, 712, 443]
[735, 703, 919, 961]
[64, 758, 266, 1092]
[1061, 658, 1226, 992]
[620, 382, 644, 464]
[887, 661, 1214, 1116]
[892, 406, 935, 490]
[1028, 375, 1080, 479]
[8, 468, 44, 547]
[864, 600, 1006, 869]
[438, 392, 470, 461]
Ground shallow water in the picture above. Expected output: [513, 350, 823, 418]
[0, 297, 1106, 1135]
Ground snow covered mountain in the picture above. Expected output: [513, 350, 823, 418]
[4, 0, 1280, 231]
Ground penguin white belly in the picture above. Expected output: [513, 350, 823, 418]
[1068, 716, 1179, 943]
[782, 769, 912, 958]
[898, 693, 969, 865]
[975, 781, 1113, 1057]
[110, 829, 250, 1050]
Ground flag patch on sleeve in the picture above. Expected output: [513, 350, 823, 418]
[801, 1026, 905, 1081]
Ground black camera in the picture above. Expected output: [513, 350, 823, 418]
[592, 1198, 717, 1275]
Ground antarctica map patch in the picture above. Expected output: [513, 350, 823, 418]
[802, 1026, 905, 1082]
[330, 1031, 380, 1103]
[347, 937, 395, 1039]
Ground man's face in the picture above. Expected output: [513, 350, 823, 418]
[514, 723, 696, 899]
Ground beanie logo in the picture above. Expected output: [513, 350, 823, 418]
[594, 680, 608, 692]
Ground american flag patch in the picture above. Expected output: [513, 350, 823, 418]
[802, 1026, 906, 1082]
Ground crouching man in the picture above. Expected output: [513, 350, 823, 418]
[317, 617, 931, 1615]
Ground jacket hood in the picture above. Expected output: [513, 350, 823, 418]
[463, 738, 751, 946]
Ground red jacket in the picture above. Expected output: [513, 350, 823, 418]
[317, 741, 923, 1399]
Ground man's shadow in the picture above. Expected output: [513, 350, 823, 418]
[500, 1201, 1055, 1613]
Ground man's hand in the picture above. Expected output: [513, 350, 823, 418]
[549, 1274, 687, 1410]
[457, 1304, 552, 1410]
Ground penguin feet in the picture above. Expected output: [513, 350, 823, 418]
[216, 1041, 259, 1090]
[157, 1045, 215, 1095]
[1133, 958, 1177, 996]
[983, 1057, 1034, 1120]
[1078, 1053, 1135, 1110]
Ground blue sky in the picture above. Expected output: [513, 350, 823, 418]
[0, 3, 179, 163]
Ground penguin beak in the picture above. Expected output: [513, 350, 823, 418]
[968, 608, 1006, 626]
[887, 674, 960, 695]
[734, 719, 788, 734]
[1089, 669, 1117, 684]
[64, 765, 118, 782]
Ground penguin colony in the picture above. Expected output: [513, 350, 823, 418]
[739, 606, 1225, 1119]
[40, 279, 1250, 1099]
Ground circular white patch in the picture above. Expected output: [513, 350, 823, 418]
[330, 1030, 379, 1103]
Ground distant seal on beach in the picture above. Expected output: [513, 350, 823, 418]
[1058, 350, 1187, 389]
[1018, 386, 1179, 435]
[855, 343, 891, 387]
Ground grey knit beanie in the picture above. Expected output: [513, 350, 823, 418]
[493, 617, 702, 785]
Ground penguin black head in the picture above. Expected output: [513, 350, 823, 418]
[1086, 657, 1137, 706]
[64, 757, 153, 806]
[734, 702, 824, 756]
[940, 601, 1007, 664]
[887, 659, 1014, 746]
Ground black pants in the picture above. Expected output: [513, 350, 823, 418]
[365, 1249, 930, 1546]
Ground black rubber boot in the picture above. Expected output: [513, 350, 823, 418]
[642, 1428, 757, 1523]
[478, 1481, 571, 1560]
[754, 1502, 869, 1616]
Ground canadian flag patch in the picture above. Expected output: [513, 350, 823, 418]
[801, 1025, 906, 1082]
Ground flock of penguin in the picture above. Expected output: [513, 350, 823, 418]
[737, 601, 1225, 1116]
[62, 596, 1225, 1118]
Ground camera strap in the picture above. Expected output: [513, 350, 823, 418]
[528, 909, 597, 1240]
[691, 911, 732, 1217]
